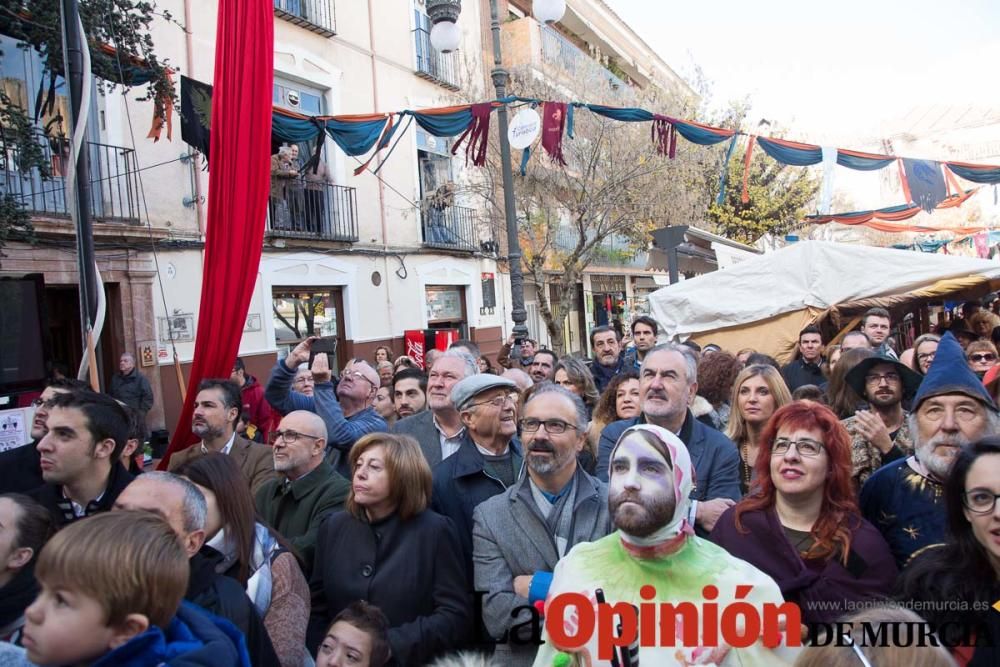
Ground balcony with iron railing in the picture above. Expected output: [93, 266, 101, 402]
[267, 177, 359, 242]
[274, 0, 336, 38]
[1, 136, 142, 223]
[413, 11, 460, 90]
[421, 203, 481, 253]
[555, 227, 649, 269]
[503, 17, 633, 102]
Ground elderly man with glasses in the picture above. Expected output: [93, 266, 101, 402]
[265, 337, 387, 478]
[255, 410, 349, 577]
[431, 374, 523, 569]
[862, 332, 1000, 568]
[472, 384, 610, 666]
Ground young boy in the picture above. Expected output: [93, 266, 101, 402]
[316, 601, 391, 667]
[21, 510, 249, 666]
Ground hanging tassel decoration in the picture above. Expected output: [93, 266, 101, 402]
[519, 146, 531, 176]
[541, 101, 567, 166]
[451, 103, 493, 167]
[741, 135, 756, 204]
[566, 104, 576, 139]
[716, 134, 739, 205]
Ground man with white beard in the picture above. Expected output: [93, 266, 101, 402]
[861, 331, 1000, 568]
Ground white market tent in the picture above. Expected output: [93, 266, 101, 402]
[648, 240, 1000, 363]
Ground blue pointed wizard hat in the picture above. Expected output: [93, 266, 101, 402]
[911, 331, 998, 412]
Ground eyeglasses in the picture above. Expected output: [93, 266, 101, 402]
[273, 430, 323, 444]
[962, 488, 1000, 514]
[968, 353, 997, 363]
[865, 372, 900, 385]
[468, 395, 517, 409]
[519, 418, 580, 434]
[342, 371, 375, 387]
[771, 438, 824, 457]
[30, 397, 47, 407]
[916, 352, 936, 361]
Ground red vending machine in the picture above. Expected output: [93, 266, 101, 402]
[404, 329, 461, 370]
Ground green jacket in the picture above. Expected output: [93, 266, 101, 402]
[255, 460, 349, 575]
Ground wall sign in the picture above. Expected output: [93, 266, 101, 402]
[158, 314, 195, 343]
[426, 286, 464, 322]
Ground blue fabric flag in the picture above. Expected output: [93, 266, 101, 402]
[902, 159, 947, 212]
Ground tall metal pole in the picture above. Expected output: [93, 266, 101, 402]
[60, 0, 100, 384]
[487, 0, 529, 341]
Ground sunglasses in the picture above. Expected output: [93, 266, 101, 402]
[968, 353, 997, 363]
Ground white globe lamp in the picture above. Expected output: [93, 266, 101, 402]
[534, 0, 566, 24]
[430, 20, 462, 53]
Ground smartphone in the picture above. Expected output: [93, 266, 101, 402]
[514, 337, 525, 346]
[309, 336, 338, 367]
[855, 401, 871, 412]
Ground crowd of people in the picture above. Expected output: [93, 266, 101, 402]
[1, 301, 999, 666]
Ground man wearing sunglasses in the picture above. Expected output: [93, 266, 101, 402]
[431, 374, 522, 568]
[265, 337, 386, 478]
[843, 353, 923, 486]
[472, 384, 610, 665]
[862, 332, 1000, 568]
[255, 410, 349, 577]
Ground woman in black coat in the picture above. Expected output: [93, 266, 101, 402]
[307, 433, 470, 666]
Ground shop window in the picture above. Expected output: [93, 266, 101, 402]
[425, 285, 467, 338]
[272, 287, 346, 369]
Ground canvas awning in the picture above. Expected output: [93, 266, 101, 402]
[648, 241, 1000, 363]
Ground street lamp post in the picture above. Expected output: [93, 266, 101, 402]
[428, 0, 565, 344]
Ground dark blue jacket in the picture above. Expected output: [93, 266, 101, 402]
[587, 354, 625, 394]
[595, 411, 741, 503]
[90, 601, 250, 667]
[431, 433, 523, 566]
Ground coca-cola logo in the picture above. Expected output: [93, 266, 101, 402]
[406, 339, 425, 369]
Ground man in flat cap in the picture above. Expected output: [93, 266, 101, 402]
[431, 373, 522, 568]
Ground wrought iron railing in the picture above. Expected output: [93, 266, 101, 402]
[267, 177, 359, 242]
[540, 26, 632, 99]
[274, 0, 336, 37]
[0, 137, 142, 223]
[413, 11, 460, 90]
[421, 204, 479, 252]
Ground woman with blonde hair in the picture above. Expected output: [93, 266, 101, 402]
[969, 309, 1000, 340]
[307, 433, 469, 665]
[725, 364, 792, 495]
[965, 339, 999, 379]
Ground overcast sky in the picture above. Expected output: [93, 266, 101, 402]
[606, 0, 1000, 145]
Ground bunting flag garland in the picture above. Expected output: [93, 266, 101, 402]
[716, 135, 739, 205]
[805, 188, 980, 232]
[176, 79, 1000, 199]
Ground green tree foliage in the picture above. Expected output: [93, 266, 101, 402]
[707, 140, 820, 244]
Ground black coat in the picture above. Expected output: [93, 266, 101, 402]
[109, 368, 154, 414]
[0, 443, 43, 495]
[308, 509, 470, 666]
[28, 462, 133, 527]
[186, 548, 280, 667]
[431, 434, 524, 566]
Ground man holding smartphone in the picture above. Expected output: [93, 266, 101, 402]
[265, 337, 386, 478]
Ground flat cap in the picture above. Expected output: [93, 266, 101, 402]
[450, 374, 516, 411]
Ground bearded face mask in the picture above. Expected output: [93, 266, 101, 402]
[608, 424, 695, 546]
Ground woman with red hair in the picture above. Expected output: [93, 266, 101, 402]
[710, 401, 897, 624]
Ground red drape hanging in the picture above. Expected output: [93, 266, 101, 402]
[159, 0, 274, 468]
